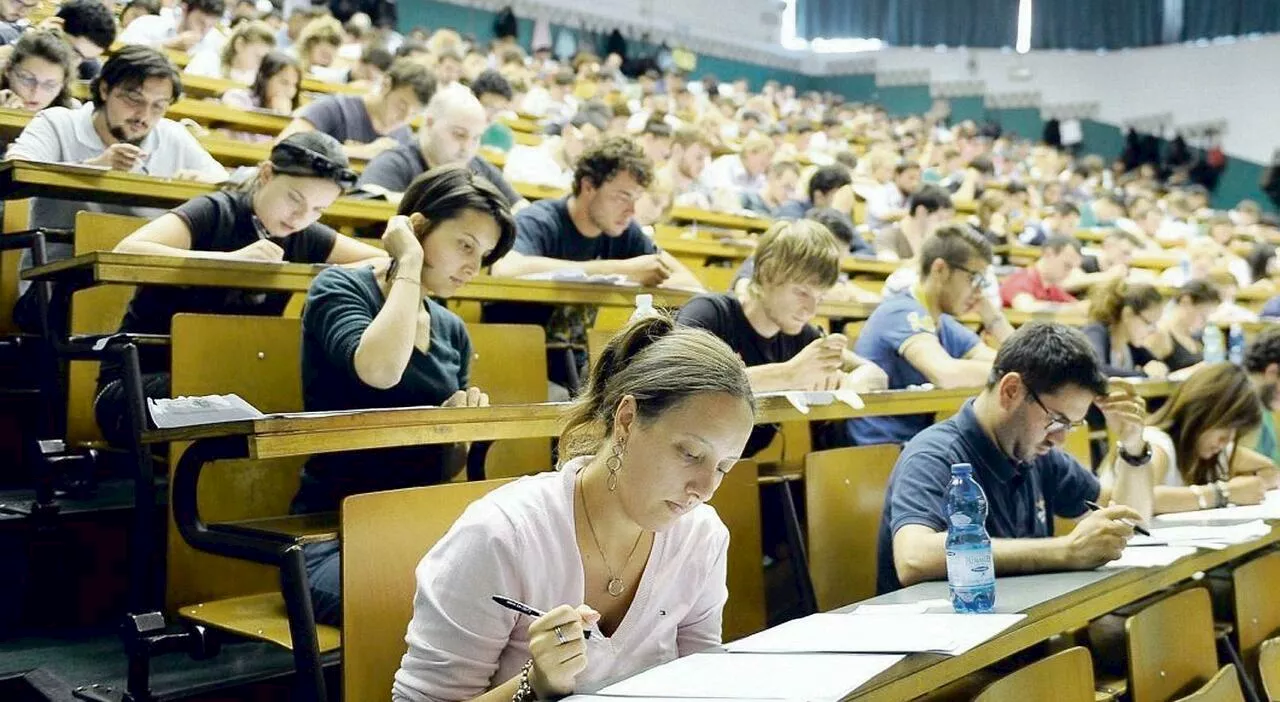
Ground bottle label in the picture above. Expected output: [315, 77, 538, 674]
[946, 546, 995, 588]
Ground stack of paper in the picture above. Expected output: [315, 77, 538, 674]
[585, 652, 904, 702]
[1101, 545, 1197, 569]
[519, 269, 637, 286]
[147, 394, 263, 428]
[757, 390, 865, 414]
[1129, 521, 1272, 550]
[725, 612, 1026, 656]
[1152, 491, 1280, 524]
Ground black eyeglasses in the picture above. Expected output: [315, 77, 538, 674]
[1027, 386, 1088, 434]
[951, 263, 988, 292]
[272, 141, 358, 190]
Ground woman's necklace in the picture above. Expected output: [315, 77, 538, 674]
[577, 472, 646, 597]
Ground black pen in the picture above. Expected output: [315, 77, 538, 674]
[1084, 500, 1152, 537]
[492, 595, 594, 639]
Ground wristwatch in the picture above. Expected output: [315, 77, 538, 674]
[1118, 441, 1153, 467]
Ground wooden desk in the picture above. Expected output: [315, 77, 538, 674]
[655, 235, 902, 278]
[0, 160, 395, 228]
[1007, 244, 1179, 272]
[20, 252, 877, 319]
[668, 206, 773, 233]
[167, 99, 292, 136]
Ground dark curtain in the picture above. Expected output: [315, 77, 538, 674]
[1181, 0, 1280, 40]
[797, 0, 1018, 47]
[1032, 0, 1165, 49]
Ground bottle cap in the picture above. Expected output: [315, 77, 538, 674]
[635, 293, 653, 309]
[950, 462, 973, 474]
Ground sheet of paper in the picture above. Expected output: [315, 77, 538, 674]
[1152, 491, 1280, 524]
[593, 652, 903, 701]
[1129, 520, 1272, 547]
[756, 390, 864, 414]
[852, 599, 951, 615]
[1101, 545, 1197, 569]
[147, 394, 264, 428]
[725, 612, 1025, 656]
[519, 269, 636, 286]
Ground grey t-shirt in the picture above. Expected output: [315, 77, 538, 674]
[357, 143, 521, 206]
[297, 94, 413, 147]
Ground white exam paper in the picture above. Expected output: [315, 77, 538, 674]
[725, 612, 1025, 656]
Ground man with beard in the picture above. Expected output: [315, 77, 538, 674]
[355, 83, 524, 210]
[6, 46, 226, 329]
[1244, 329, 1280, 466]
[489, 137, 702, 397]
[849, 224, 1010, 446]
[876, 322, 1156, 593]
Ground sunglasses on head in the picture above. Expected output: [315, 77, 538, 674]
[272, 141, 358, 190]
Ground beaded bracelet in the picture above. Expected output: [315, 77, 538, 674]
[512, 659, 537, 702]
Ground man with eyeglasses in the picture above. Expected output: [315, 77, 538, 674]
[876, 322, 1155, 593]
[0, 0, 38, 45]
[849, 224, 1013, 446]
[6, 45, 226, 330]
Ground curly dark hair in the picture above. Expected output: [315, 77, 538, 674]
[1245, 328, 1280, 375]
[571, 136, 653, 197]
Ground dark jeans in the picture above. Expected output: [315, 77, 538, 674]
[93, 372, 170, 447]
[303, 541, 342, 627]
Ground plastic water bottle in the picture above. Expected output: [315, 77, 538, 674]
[1228, 323, 1245, 365]
[630, 294, 656, 323]
[945, 463, 996, 613]
[1203, 324, 1226, 364]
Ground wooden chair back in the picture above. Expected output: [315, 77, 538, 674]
[341, 479, 512, 702]
[0, 198, 31, 332]
[705, 460, 766, 641]
[467, 324, 551, 479]
[804, 444, 900, 610]
[1258, 637, 1280, 701]
[1231, 550, 1280, 679]
[66, 212, 147, 444]
[973, 646, 1096, 702]
[1125, 587, 1220, 702]
[166, 313, 305, 608]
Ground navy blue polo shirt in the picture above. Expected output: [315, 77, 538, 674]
[875, 398, 1100, 594]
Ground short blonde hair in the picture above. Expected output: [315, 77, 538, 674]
[750, 219, 841, 291]
[742, 131, 774, 155]
[220, 20, 276, 75]
[296, 16, 341, 69]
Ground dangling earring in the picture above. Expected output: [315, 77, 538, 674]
[606, 439, 625, 491]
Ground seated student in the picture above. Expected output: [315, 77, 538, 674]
[121, 0, 161, 31]
[274, 4, 325, 51]
[878, 322, 1155, 592]
[470, 69, 516, 152]
[678, 219, 887, 455]
[0, 30, 78, 113]
[849, 225, 1010, 446]
[740, 160, 798, 215]
[502, 109, 606, 191]
[278, 57, 434, 161]
[773, 163, 852, 221]
[185, 19, 274, 84]
[968, 189, 1010, 245]
[637, 117, 673, 164]
[1127, 363, 1278, 515]
[873, 184, 953, 262]
[729, 208, 878, 301]
[0, 0, 34, 45]
[392, 314, 755, 702]
[489, 137, 704, 395]
[699, 131, 772, 198]
[6, 46, 228, 329]
[357, 84, 524, 210]
[1018, 202, 1080, 247]
[660, 126, 713, 206]
[1062, 228, 1135, 294]
[1144, 280, 1219, 374]
[1204, 270, 1258, 325]
[1245, 243, 1278, 296]
[1159, 237, 1221, 287]
[864, 162, 921, 232]
[118, 0, 226, 54]
[1244, 329, 1280, 465]
[999, 235, 1087, 313]
[1081, 280, 1168, 379]
[93, 133, 384, 446]
[290, 15, 343, 81]
[347, 44, 393, 87]
[294, 165, 516, 625]
[220, 50, 301, 141]
[54, 0, 117, 80]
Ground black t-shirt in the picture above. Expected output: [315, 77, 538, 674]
[357, 143, 522, 207]
[98, 190, 338, 387]
[676, 292, 822, 456]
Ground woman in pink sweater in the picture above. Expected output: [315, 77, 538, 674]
[394, 313, 756, 702]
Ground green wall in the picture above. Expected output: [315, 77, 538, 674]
[948, 96, 986, 123]
[809, 74, 876, 102]
[987, 107, 1043, 142]
[873, 84, 932, 117]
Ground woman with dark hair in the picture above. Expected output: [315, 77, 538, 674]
[0, 29, 78, 112]
[94, 132, 385, 445]
[221, 51, 302, 141]
[1146, 280, 1221, 373]
[393, 313, 755, 702]
[293, 164, 518, 625]
[1081, 278, 1167, 378]
[1124, 363, 1277, 514]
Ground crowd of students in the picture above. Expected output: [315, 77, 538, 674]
[3, 0, 1280, 699]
